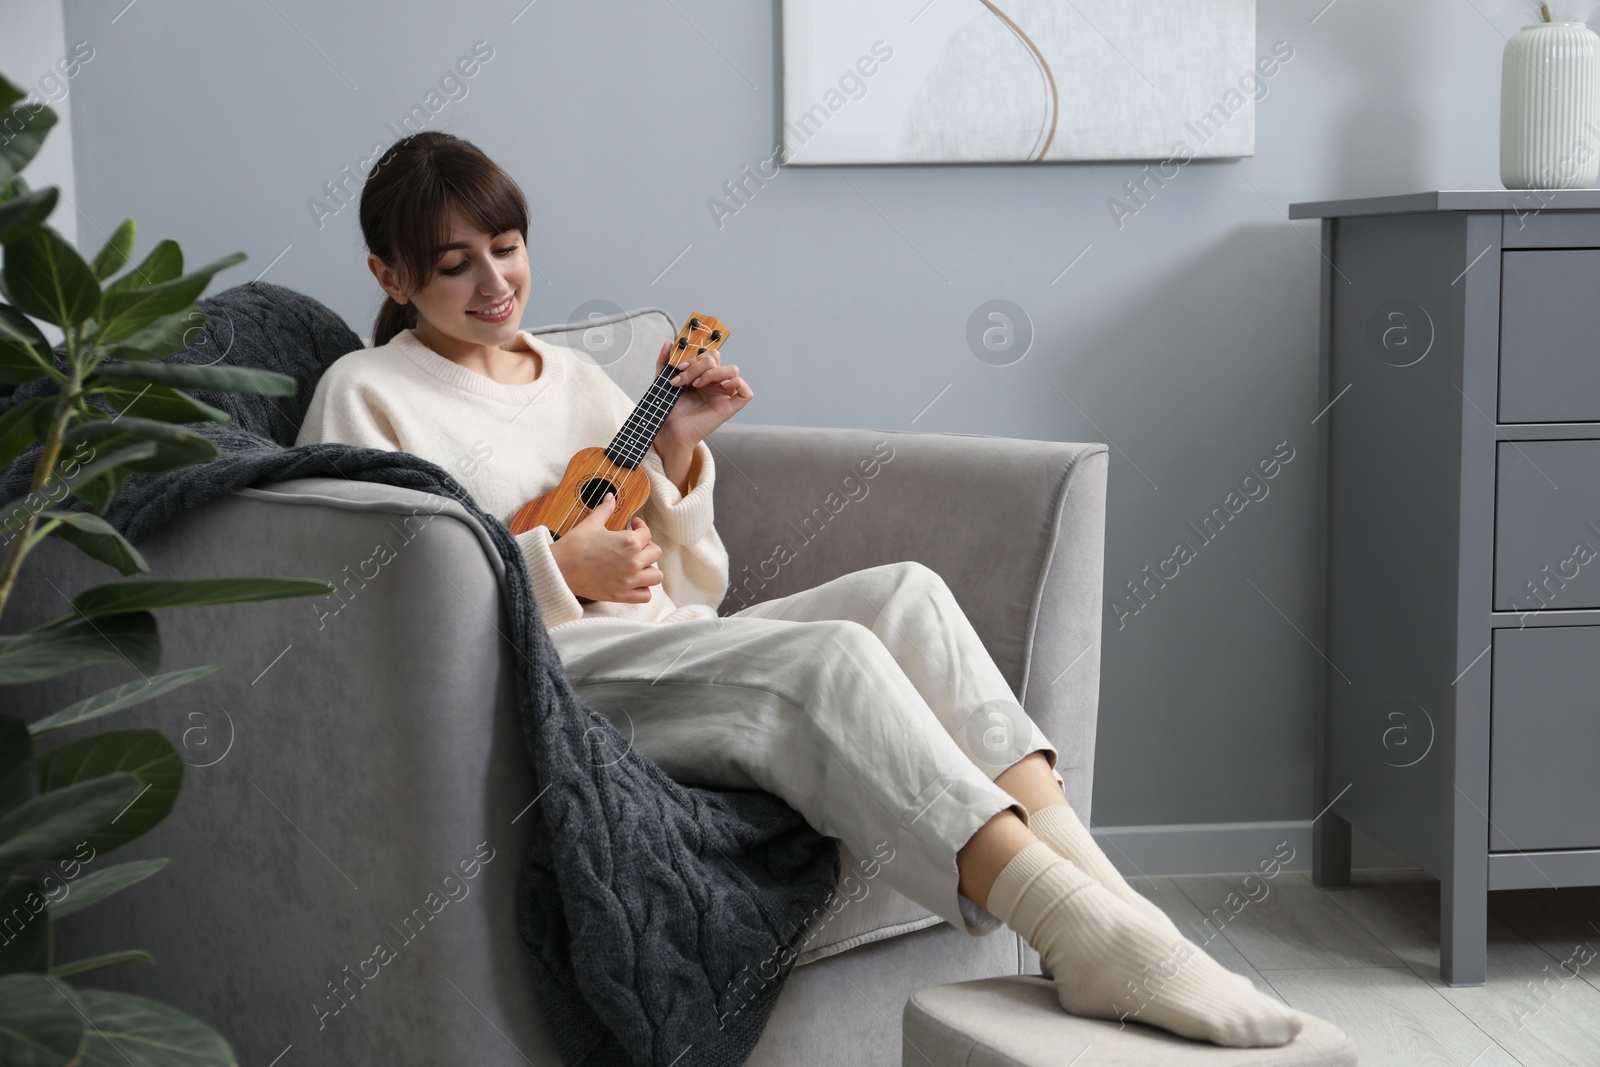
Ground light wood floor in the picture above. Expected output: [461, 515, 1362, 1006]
[1134, 869, 1600, 1066]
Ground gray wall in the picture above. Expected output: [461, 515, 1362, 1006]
[53, 0, 1523, 829]
[4, 0, 81, 348]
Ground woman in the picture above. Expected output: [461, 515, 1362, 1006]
[294, 131, 1302, 1049]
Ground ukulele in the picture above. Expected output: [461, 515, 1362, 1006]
[507, 312, 730, 539]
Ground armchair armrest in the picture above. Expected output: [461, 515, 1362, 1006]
[3, 477, 558, 1065]
[707, 423, 1109, 822]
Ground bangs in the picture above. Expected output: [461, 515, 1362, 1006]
[378, 146, 528, 291]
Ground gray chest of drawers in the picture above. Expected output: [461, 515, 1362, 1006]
[1290, 190, 1600, 987]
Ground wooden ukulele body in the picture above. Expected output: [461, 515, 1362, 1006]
[507, 446, 652, 538]
[505, 311, 727, 541]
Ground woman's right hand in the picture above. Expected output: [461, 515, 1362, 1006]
[547, 492, 663, 604]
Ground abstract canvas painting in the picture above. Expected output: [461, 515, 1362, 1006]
[780, 0, 1259, 165]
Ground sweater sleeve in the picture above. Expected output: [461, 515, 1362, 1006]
[513, 526, 587, 630]
[640, 439, 730, 613]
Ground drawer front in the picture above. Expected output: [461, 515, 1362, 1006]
[1491, 626, 1600, 851]
[1494, 440, 1600, 611]
[1500, 250, 1600, 423]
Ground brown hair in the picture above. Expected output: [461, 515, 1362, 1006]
[358, 131, 530, 346]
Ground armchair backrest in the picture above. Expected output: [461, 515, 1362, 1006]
[525, 306, 678, 402]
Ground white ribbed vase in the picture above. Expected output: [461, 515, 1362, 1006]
[1501, 22, 1600, 189]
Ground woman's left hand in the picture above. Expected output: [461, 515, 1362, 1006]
[654, 338, 754, 450]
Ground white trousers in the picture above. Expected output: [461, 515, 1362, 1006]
[549, 560, 1066, 937]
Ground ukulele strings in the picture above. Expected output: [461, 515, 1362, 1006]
[548, 319, 720, 536]
[548, 355, 686, 533]
[546, 329, 692, 534]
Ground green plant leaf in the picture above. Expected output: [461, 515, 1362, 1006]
[0, 877, 51, 974]
[0, 75, 27, 113]
[93, 381, 231, 425]
[103, 238, 180, 295]
[37, 731, 182, 859]
[49, 949, 155, 980]
[95, 251, 245, 344]
[0, 612, 160, 684]
[0, 715, 34, 814]
[29, 667, 217, 738]
[96, 304, 203, 363]
[60, 416, 219, 474]
[57, 440, 159, 486]
[68, 470, 125, 516]
[0, 396, 52, 471]
[89, 218, 135, 280]
[92, 362, 296, 398]
[0, 973, 85, 1066]
[0, 101, 57, 187]
[42, 509, 148, 576]
[67, 401, 111, 424]
[47, 437, 155, 516]
[0, 303, 55, 384]
[0, 186, 58, 246]
[44, 857, 168, 919]
[76, 989, 237, 1067]
[2, 225, 99, 328]
[0, 772, 138, 882]
[70, 577, 333, 618]
[0, 440, 160, 522]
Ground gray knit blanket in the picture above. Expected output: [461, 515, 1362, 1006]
[0, 281, 840, 1066]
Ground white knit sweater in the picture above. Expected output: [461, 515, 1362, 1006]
[294, 327, 730, 632]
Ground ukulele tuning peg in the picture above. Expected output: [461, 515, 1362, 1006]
[688, 317, 702, 330]
[710, 330, 722, 341]
[696, 346, 706, 355]
[676, 338, 688, 349]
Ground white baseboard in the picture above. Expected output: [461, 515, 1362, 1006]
[1090, 820, 1422, 878]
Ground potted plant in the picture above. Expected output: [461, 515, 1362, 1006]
[0, 70, 331, 1066]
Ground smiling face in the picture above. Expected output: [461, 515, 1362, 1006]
[370, 205, 530, 358]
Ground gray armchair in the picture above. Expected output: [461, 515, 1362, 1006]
[6, 310, 1108, 1066]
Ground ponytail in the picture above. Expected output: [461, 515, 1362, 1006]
[372, 293, 418, 347]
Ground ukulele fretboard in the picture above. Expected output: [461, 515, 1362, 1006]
[601, 314, 727, 468]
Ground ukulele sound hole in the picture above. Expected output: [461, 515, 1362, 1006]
[579, 477, 621, 510]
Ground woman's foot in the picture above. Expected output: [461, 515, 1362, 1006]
[1024, 802, 1179, 933]
[985, 842, 1304, 1048]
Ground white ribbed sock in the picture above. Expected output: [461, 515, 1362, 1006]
[1026, 802, 1176, 932]
[985, 842, 1304, 1048]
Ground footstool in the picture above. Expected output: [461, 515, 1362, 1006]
[903, 976, 1358, 1066]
